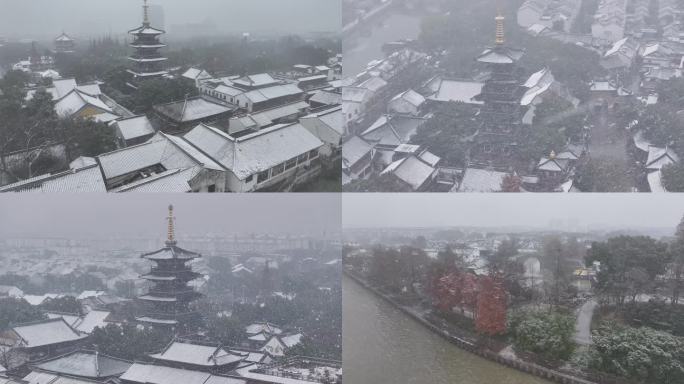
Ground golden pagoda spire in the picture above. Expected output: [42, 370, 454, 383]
[143, 0, 150, 27]
[495, 9, 505, 45]
[166, 204, 176, 245]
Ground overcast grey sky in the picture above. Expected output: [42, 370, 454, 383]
[0, 0, 340, 39]
[0, 194, 341, 238]
[343, 194, 684, 232]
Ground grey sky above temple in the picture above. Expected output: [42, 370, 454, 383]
[0, 194, 341, 238]
[0, 0, 341, 39]
[343, 194, 684, 232]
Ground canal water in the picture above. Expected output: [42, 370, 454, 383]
[343, 275, 552, 384]
[343, 12, 423, 76]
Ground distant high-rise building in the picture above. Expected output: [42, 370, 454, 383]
[136, 205, 203, 329]
[127, 0, 168, 89]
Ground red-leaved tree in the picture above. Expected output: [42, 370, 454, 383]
[475, 274, 507, 336]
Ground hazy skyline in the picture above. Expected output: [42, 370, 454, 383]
[0, 194, 341, 238]
[0, 0, 341, 39]
[343, 194, 684, 233]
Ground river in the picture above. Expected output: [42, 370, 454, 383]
[343, 12, 423, 76]
[343, 275, 552, 384]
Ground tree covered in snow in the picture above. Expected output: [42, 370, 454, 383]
[89, 323, 172, 361]
[668, 214, 684, 306]
[520, 96, 585, 161]
[586, 236, 669, 306]
[40, 296, 83, 316]
[343, 173, 413, 192]
[588, 323, 684, 384]
[0, 298, 46, 330]
[510, 310, 575, 361]
[662, 162, 684, 192]
[409, 101, 477, 168]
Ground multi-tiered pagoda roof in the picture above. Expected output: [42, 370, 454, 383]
[126, 0, 168, 88]
[471, 12, 527, 167]
[136, 205, 203, 328]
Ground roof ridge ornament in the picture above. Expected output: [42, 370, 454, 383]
[143, 0, 150, 27]
[495, 9, 505, 45]
[166, 204, 176, 246]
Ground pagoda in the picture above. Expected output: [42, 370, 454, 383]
[137, 205, 203, 328]
[471, 12, 526, 167]
[54, 32, 75, 53]
[126, 0, 168, 89]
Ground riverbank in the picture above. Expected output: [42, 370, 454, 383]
[344, 270, 598, 384]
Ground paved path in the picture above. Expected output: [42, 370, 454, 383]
[574, 299, 598, 345]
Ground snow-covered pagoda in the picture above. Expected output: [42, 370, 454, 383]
[472, 12, 526, 166]
[126, 0, 168, 89]
[137, 205, 203, 328]
[54, 32, 75, 53]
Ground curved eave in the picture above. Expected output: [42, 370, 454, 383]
[127, 69, 169, 77]
[141, 275, 178, 281]
[139, 295, 177, 302]
[136, 316, 178, 325]
[127, 57, 168, 63]
[130, 44, 167, 49]
[128, 28, 166, 36]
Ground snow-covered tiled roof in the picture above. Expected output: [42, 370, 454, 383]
[426, 79, 484, 104]
[155, 97, 233, 123]
[358, 76, 388, 93]
[74, 310, 110, 334]
[390, 89, 426, 108]
[300, 107, 343, 136]
[114, 115, 156, 141]
[232, 73, 278, 88]
[150, 340, 242, 367]
[112, 168, 196, 193]
[121, 363, 245, 384]
[182, 68, 211, 81]
[10, 318, 86, 348]
[361, 115, 426, 146]
[0, 164, 106, 193]
[34, 350, 131, 378]
[381, 155, 435, 190]
[477, 46, 525, 64]
[141, 244, 201, 261]
[22, 371, 96, 384]
[646, 146, 679, 170]
[183, 123, 323, 180]
[97, 132, 223, 181]
[458, 168, 509, 192]
[54, 89, 112, 118]
[341, 87, 371, 103]
[309, 90, 341, 106]
[245, 322, 282, 335]
[242, 84, 303, 104]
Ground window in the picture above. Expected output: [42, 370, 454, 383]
[245, 174, 254, 183]
[285, 157, 297, 170]
[297, 153, 309, 163]
[308, 149, 319, 159]
[272, 163, 285, 176]
[257, 171, 269, 183]
[207, 184, 216, 193]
